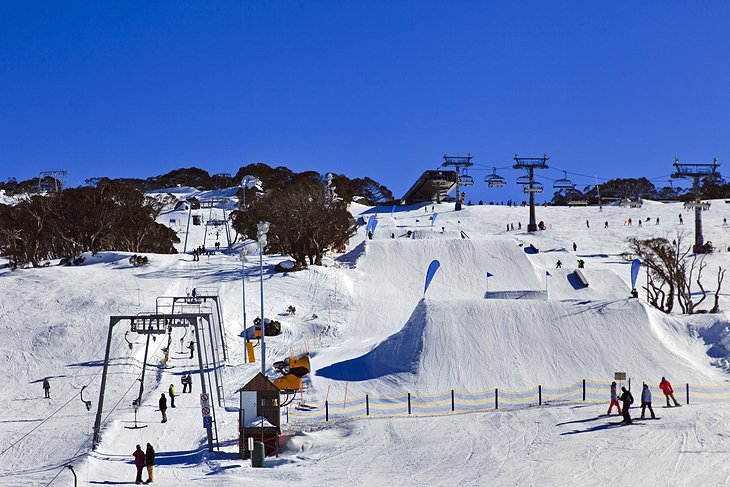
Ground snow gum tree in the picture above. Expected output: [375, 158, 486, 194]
[232, 175, 357, 267]
[622, 231, 725, 314]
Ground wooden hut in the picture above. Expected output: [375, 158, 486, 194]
[238, 373, 281, 458]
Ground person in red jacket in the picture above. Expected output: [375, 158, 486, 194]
[133, 444, 145, 484]
[659, 377, 681, 407]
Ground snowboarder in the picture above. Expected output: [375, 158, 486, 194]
[604, 221, 608, 229]
[607, 382, 622, 415]
[618, 386, 633, 424]
[656, 217, 660, 225]
[168, 384, 176, 408]
[679, 214, 683, 225]
[659, 377, 680, 407]
[586, 220, 590, 229]
[640, 383, 656, 419]
[159, 393, 168, 423]
[42, 378, 50, 398]
[638, 219, 642, 227]
[390, 232, 395, 239]
[518, 222, 522, 230]
[133, 444, 145, 484]
[572, 242, 577, 252]
[577, 259, 585, 269]
[367, 230, 373, 240]
[144, 443, 155, 484]
[188, 340, 195, 359]
[555, 260, 562, 269]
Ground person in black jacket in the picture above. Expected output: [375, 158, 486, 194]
[159, 394, 167, 423]
[144, 443, 155, 484]
[618, 387, 633, 424]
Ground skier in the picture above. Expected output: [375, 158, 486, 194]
[586, 220, 590, 229]
[572, 242, 577, 252]
[42, 378, 50, 399]
[144, 443, 155, 484]
[607, 382, 622, 415]
[638, 219, 642, 227]
[555, 260, 562, 269]
[604, 221, 609, 229]
[188, 340, 195, 359]
[656, 217, 660, 225]
[659, 377, 680, 407]
[168, 384, 176, 408]
[159, 393, 168, 423]
[618, 386, 634, 424]
[679, 214, 683, 225]
[390, 232, 395, 239]
[640, 383, 656, 419]
[507, 224, 510, 232]
[518, 222, 522, 230]
[628, 218, 632, 226]
[724, 217, 727, 226]
[133, 444, 146, 484]
[367, 230, 373, 240]
[510, 223, 514, 231]
[191, 288, 197, 299]
[577, 259, 585, 269]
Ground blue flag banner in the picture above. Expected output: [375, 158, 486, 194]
[546, 271, 551, 277]
[424, 260, 441, 296]
[391, 204, 396, 217]
[631, 259, 641, 289]
[366, 215, 378, 235]
[431, 212, 438, 227]
[486, 272, 494, 278]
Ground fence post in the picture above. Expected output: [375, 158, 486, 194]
[538, 385, 542, 406]
[407, 393, 411, 415]
[451, 389, 455, 412]
[686, 383, 690, 405]
[325, 401, 329, 422]
[366, 395, 369, 416]
[582, 379, 586, 401]
[495, 388, 499, 410]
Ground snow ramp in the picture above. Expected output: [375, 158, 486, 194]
[317, 297, 723, 394]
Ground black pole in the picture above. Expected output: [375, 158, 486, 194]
[366, 395, 369, 416]
[538, 385, 542, 406]
[582, 379, 586, 401]
[93, 319, 117, 449]
[67, 465, 77, 487]
[686, 383, 690, 405]
[407, 393, 411, 415]
[528, 167, 537, 232]
[325, 401, 329, 422]
[136, 334, 151, 405]
[495, 388, 499, 410]
[451, 390, 455, 412]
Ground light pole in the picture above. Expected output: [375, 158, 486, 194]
[256, 221, 270, 375]
[239, 249, 248, 360]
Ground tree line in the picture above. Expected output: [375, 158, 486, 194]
[0, 185, 178, 269]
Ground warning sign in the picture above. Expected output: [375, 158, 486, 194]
[201, 406, 210, 416]
[200, 393, 209, 406]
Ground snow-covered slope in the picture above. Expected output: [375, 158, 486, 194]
[3, 197, 730, 485]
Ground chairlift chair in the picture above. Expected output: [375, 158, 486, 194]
[516, 175, 531, 185]
[485, 169, 507, 188]
[459, 174, 474, 186]
[523, 182, 544, 194]
[553, 171, 574, 190]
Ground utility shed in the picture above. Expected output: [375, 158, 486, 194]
[238, 373, 281, 458]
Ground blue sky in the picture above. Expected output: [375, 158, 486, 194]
[1, 1, 728, 201]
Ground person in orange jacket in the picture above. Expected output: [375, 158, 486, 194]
[659, 377, 680, 407]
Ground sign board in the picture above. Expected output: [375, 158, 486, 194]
[200, 393, 210, 406]
[614, 372, 627, 381]
[201, 406, 211, 416]
[203, 415, 212, 428]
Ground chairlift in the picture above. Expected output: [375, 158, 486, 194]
[516, 175, 530, 185]
[725, 193, 730, 204]
[567, 199, 589, 206]
[485, 168, 507, 188]
[523, 182, 544, 194]
[618, 198, 643, 208]
[554, 171, 574, 190]
[459, 174, 474, 186]
[684, 201, 711, 211]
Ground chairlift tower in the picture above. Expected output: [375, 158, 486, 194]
[513, 154, 549, 232]
[38, 170, 68, 193]
[442, 154, 473, 211]
[672, 158, 719, 253]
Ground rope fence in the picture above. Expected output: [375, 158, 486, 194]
[286, 379, 730, 423]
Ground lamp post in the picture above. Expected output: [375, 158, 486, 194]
[256, 221, 270, 375]
[238, 249, 248, 360]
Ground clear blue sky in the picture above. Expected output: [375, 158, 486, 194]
[2, 1, 728, 201]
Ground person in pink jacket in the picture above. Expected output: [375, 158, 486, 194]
[659, 377, 680, 407]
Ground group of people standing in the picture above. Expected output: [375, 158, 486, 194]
[608, 377, 681, 424]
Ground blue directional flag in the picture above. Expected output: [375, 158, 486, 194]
[486, 272, 494, 278]
[424, 260, 441, 296]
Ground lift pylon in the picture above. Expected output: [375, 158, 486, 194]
[672, 157, 720, 253]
